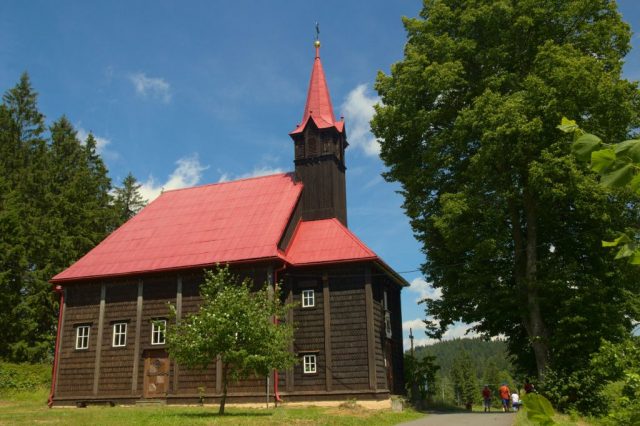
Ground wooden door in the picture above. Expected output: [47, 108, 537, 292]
[385, 341, 394, 393]
[143, 351, 169, 398]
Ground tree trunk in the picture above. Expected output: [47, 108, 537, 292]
[523, 189, 549, 380]
[219, 362, 228, 415]
[508, 190, 549, 380]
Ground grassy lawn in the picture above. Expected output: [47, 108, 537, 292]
[0, 389, 424, 426]
[514, 406, 596, 426]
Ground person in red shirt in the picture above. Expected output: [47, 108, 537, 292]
[524, 379, 535, 394]
[482, 385, 492, 412]
[498, 383, 511, 412]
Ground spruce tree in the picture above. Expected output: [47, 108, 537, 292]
[113, 172, 146, 226]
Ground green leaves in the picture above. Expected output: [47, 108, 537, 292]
[589, 148, 615, 173]
[557, 117, 579, 133]
[523, 393, 557, 425]
[572, 133, 602, 161]
[563, 118, 640, 267]
[165, 265, 296, 411]
[0, 74, 126, 362]
[373, 0, 640, 412]
[564, 118, 640, 191]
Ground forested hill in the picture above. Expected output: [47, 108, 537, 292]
[414, 338, 514, 378]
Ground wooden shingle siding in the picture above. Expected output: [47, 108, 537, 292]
[98, 281, 138, 395]
[177, 364, 216, 394]
[52, 262, 404, 403]
[328, 274, 368, 391]
[389, 284, 404, 394]
[373, 300, 387, 389]
[292, 277, 325, 391]
[56, 282, 101, 396]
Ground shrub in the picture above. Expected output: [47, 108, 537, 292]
[0, 361, 51, 392]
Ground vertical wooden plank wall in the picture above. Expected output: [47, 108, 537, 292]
[53, 288, 67, 396]
[322, 272, 332, 392]
[173, 275, 182, 393]
[131, 279, 143, 393]
[92, 283, 106, 395]
[364, 267, 377, 391]
[286, 284, 294, 392]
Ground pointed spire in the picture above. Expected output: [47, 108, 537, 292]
[290, 36, 344, 135]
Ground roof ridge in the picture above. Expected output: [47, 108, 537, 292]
[162, 171, 296, 194]
[329, 218, 377, 256]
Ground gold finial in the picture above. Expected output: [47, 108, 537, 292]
[314, 40, 321, 48]
[315, 22, 320, 48]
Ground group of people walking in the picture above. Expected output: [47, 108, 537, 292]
[481, 379, 535, 412]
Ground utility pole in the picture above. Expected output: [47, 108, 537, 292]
[410, 328, 415, 356]
[409, 328, 419, 405]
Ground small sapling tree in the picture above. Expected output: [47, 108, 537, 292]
[165, 265, 296, 414]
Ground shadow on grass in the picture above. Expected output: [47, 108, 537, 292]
[409, 401, 469, 414]
[175, 411, 274, 419]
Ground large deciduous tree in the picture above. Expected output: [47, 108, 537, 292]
[372, 0, 640, 380]
[165, 266, 296, 414]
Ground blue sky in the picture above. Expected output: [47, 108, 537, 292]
[1, 1, 638, 349]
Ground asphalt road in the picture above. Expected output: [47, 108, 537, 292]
[397, 411, 515, 426]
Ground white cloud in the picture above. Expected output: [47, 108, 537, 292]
[217, 166, 284, 183]
[340, 84, 380, 156]
[407, 277, 442, 304]
[140, 154, 208, 202]
[403, 278, 478, 348]
[403, 317, 479, 349]
[129, 72, 172, 103]
[76, 127, 111, 153]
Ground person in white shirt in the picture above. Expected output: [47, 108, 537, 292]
[511, 391, 521, 411]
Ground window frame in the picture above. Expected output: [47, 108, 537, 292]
[385, 311, 392, 339]
[151, 319, 167, 345]
[75, 325, 90, 350]
[303, 354, 317, 374]
[302, 289, 315, 308]
[112, 322, 127, 347]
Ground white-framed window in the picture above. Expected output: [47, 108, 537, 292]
[75, 325, 90, 350]
[383, 290, 388, 311]
[303, 354, 317, 374]
[385, 311, 392, 338]
[302, 289, 315, 308]
[112, 322, 127, 347]
[151, 319, 166, 345]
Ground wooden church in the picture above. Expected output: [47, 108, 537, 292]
[48, 39, 407, 407]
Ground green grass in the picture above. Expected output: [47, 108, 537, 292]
[514, 406, 596, 426]
[0, 388, 424, 426]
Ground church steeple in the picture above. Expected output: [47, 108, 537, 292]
[290, 37, 348, 226]
[290, 40, 345, 136]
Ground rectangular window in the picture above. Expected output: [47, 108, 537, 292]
[383, 290, 388, 311]
[303, 354, 317, 374]
[302, 289, 315, 308]
[75, 325, 90, 350]
[151, 320, 166, 345]
[112, 322, 127, 347]
[385, 311, 393, 339]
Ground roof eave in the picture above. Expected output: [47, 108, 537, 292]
[49, 254, 288, 285]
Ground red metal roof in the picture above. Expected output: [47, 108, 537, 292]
[285, 218, 378, 266]
[290, 45, 345, 135]
[51, 173, 302, 282]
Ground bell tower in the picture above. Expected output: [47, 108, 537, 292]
[290, 38, 348, 226]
